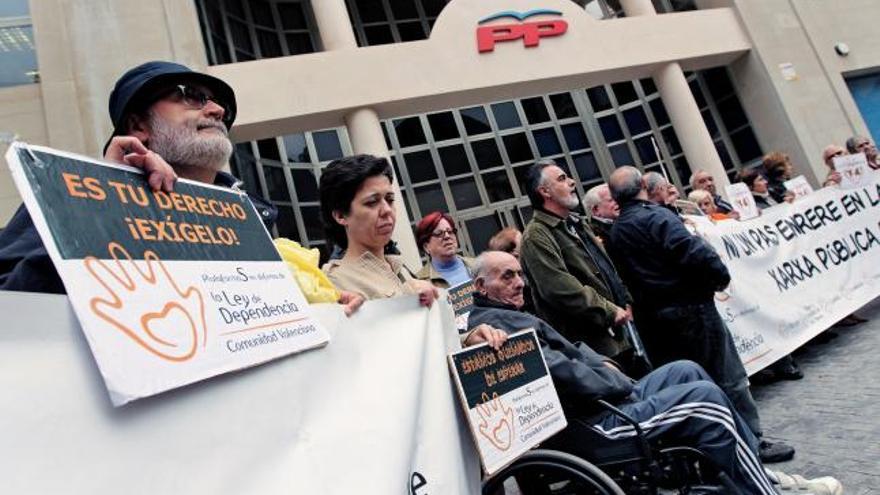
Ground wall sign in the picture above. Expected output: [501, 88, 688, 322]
[476, 9, 568, 53]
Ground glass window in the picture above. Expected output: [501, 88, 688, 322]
[730, 127, 762, 162]
[572, 152, 601, 182]
[250, 2, 274, 28]
[355, 0, 387, 22]
[438, 144, 471, 176]
[275, 206, 301, 242]
[460, 106, 492, 135]
[623, 106, 651, 135]
[598, 115, 624, 142]
[231, 145, 261, 197]
[414, 183, 448, 215]
[662, 127, 682, 155]
[703, 67, 735, 100]
[291, 169, 318, 202]
[465, 215, 503, 254]
[491, 101, 521, 130]
[258, 138, 281, 161]
[263, 165, 291, 202]
[421, 0, 447, 17]
[427, 111, 459, 141]
[609, 143, 634, 167]
[561, 123, 589, 151]
[397, 21, 427, 41]
[502, 133, 534, 163]
[716, 96, 748, 130]
[650, 98, 670, 125]
[283, 133, 310, 163]
[715, 141, 734, 168]
[0, 20, 37, 87]
[228, 19, 253, 52]
[550, 92, 579, 119]
[257, 29, 283, 57]
[393, 117, 427, 147]
[449, 179, 482, 210]
[403, 150, 438, 183]
[689, 79, 707, 108]
[364, 24, 394, 45]
[674, 156, 691, 187]
[313, 130, 344, 161]
[640, 78, 657, 95]
[381, 121, 392, 148]
[586, 86, 612, 111]
[521, 97, 551, 124]
[472, 138, 503, 170]
[611, 81, 638, 104]
[702, 109, 719, 138]
[634, 135, 658, 164]
[482, 171, 515, 202]
[285, 32, 314, 54]
[278, 2, 307, 29]
[300, 205, 324, 240]
[390, 1, 419, 19]
[533, 128, 562, 157]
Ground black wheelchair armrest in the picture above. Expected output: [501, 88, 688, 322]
[596, 399, 662, 476]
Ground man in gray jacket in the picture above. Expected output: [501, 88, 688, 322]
[466, 251, 841, 495]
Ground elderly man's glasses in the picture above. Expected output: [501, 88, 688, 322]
[164, 85, 229, 115]
[431, 228, 457, 239]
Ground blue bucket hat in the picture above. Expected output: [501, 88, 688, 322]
[105, 61, 237, 152]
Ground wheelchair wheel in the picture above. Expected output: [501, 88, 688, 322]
[482, 449, 626, 495]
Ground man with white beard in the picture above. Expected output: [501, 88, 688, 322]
[0, 62, 279, 294]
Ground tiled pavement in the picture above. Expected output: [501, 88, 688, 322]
[751, 297, 880, 494]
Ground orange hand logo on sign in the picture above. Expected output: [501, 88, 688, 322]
[84, 242, 207, 362]
[476, 392, 515, 451]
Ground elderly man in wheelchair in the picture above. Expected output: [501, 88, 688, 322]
[469, 251, 842, 495]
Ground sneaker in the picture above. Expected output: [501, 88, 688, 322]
[760, 440, 795, 463]
[773, 471, 843, 494]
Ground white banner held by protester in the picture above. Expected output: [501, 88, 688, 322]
[725, 182, 760, 220]
[784, 175, 814, 199]
[833, 152, 871, 190]
[0, 292, 481, 494]
[449, 329, 567, 475]
[688, 175, 880, 373]
[5, 143, 329, 406]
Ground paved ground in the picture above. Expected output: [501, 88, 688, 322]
[752, 296, 880, 494]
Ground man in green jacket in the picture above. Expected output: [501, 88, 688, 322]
[520, 160, 640, 370]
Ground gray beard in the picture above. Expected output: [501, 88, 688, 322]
[147, 111, 233, 173]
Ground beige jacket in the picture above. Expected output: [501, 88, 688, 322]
[323, 252, 419, 300]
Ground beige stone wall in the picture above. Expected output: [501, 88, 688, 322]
[702, 0, 880, 184]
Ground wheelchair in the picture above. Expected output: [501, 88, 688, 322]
[482, 400, 740, 495]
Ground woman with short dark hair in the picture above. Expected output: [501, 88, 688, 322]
[319, 154, 436, 306]
[761, 152, 795, 203]
[736, 167, 778, 210]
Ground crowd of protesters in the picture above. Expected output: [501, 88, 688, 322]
[2, 61, 873, 495]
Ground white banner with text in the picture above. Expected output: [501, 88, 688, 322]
[0, 292, 480, 495]
[689, 173, 880, 373]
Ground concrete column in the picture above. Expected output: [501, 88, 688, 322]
[620, 0, 730, 193]
[312, 0, 421, 270]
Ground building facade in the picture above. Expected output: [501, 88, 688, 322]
[1, 0, 877, 268]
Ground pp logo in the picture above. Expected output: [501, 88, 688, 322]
[477, 9, 568, 53]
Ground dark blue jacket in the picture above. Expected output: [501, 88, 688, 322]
[468, 293, 634, 416]
[0, 171, 277, 294]
[608, 199, 730, 310]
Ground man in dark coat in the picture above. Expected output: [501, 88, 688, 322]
[0, 61, 277, 294]
[519, 161, 638, 369]
[607, 165, 794, 464]
[466, 251, 838, 495]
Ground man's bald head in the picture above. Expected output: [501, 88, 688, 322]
[473, 251, 526, 309]
[608, 166, 646, 204]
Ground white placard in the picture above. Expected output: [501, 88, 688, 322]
[449, 329, 567, 475]
[725, 182, 760, 220]
[784, 175, 814, 199]
[833, 152, 871, 189]
[5, 142, 329, 406]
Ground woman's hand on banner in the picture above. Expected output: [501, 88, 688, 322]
[104, 136, 178, 192]
[338, 290, 365, 317]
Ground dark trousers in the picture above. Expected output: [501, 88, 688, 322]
[547, 361, 776, 495]
[637, 301, 763, 438]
